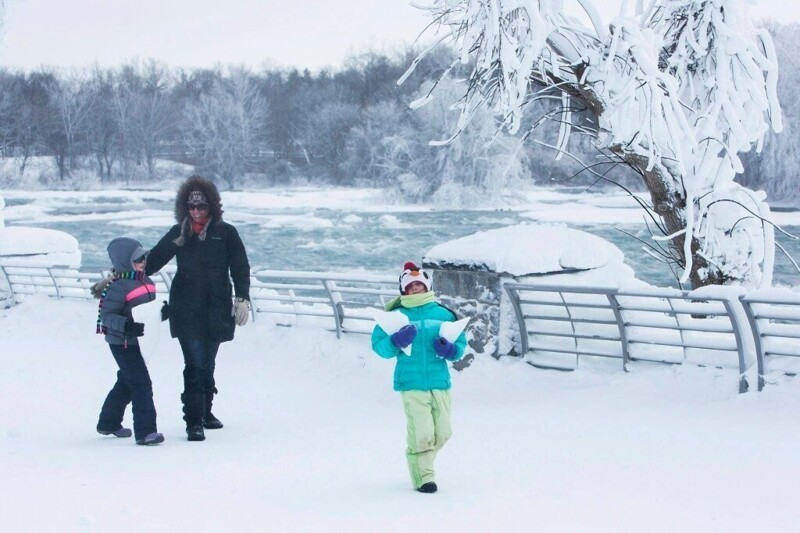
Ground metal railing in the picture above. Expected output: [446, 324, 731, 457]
[0, 264, 104, 300]
[0, 263, 396, 337]
[740, 291, 800, 391]
[0, 263, 175, 300]
[504, 283, 750, 393]
[3, 262, 800, 393]
[250, 269, 396, 338]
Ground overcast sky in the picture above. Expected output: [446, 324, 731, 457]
[0, 0, 796, 72]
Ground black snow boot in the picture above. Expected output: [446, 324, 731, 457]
[182, 392, 206, 441]
[186, 424, 205, 441]
[203, 387, 223, 430]
[204, 413, 223, 430]
[417, 482, 438, 494]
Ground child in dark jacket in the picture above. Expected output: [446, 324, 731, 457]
[371, 261, 468, 493]
[95, 237, 164, 446]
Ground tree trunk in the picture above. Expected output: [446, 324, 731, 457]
[578, 77, 724, 289]
[629, 154, 723, 289]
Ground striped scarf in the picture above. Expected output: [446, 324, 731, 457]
[95, 271, 145, 334]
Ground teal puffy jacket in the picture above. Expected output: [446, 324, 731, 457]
[371, 302, 468, 391]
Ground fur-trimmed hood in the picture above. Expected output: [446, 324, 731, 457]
[174, 175, 224, 223]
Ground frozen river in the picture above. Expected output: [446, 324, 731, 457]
[3, 187, 799, 289]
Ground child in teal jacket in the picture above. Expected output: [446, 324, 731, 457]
[371, 262, 468, 494]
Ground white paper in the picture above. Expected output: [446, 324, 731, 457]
[439, 317, 470, 343]
[371, 309, 412, 355]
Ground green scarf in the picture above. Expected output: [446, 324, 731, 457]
[384, 291, 435, 311]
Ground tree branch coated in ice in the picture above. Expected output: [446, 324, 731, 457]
[402, 0, 785, 289]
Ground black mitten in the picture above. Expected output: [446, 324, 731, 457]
[160, 301, 170, 322]
[124, 321, 145, 337]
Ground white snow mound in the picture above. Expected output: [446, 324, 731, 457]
[425, 224, 624, 276]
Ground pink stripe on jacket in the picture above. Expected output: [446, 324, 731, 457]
[126, 284, 156, 302]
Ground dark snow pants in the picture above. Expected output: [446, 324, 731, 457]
[178, 337, 220, 425]
[97, 344, 158, 441]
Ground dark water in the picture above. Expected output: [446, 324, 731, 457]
[11, 196, 799, 289]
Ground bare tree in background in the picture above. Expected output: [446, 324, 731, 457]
[183, 67, 269, 189]
[137, 61, 174, 181]
[45, 70, 95, 180]
[302, 100, 360, 184]
[85, 68, 117, 182]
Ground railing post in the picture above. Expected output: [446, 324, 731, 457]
[557, 291, 579, 368]
[47, 267, 62, 298]
[739, 296, 764, 392]
[0, 264, 13, 303]
[667, 298, 688, 363]
[606, 292, 630, 372]
[721, 298, 749, 394]
[503, 284, 528, 355]
[159, 271, 172, 292]
[321, 279, 343, 339]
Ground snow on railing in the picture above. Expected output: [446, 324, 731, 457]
[250, 269, 397, 338]
[0, 264, 174, 302]
[0, 264, 104, 300]
[503, 283, 752, 393]
[740, 290, 800, 391]
[0, 263, 397, 339]
[3, 262, 799, 393]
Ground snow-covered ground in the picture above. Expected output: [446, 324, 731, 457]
[2, 296, 799, 532]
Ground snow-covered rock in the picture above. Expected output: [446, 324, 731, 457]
[426, 223, 625, 276]
[0, 227, 83, 306]
[424, 224, 644, 359]
[0, 227, 81, 267]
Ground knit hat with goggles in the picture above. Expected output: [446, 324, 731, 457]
[399, 261, 431, 294]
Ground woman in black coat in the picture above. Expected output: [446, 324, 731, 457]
[146, 175, 251, 442]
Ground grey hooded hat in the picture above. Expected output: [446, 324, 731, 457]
[107, 237, 148, 272]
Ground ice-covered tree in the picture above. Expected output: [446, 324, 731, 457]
[409, 76, 530, 205]
[46, 71, 96, 180]
[0, 2, 6, 256]
[739, 22, 800, 202]
[403, 0, 785, 289]
[183, 67, 269, 189]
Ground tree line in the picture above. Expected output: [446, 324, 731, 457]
[0, 26, 797, 205]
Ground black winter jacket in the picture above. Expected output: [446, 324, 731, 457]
[146, 220, 250, 342]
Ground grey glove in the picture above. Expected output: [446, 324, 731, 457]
[233, 297, 250, 326]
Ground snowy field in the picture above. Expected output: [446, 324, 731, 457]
[2, 297, 799, 532]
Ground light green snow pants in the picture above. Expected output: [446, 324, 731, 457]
[400, 389, 453, 489]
